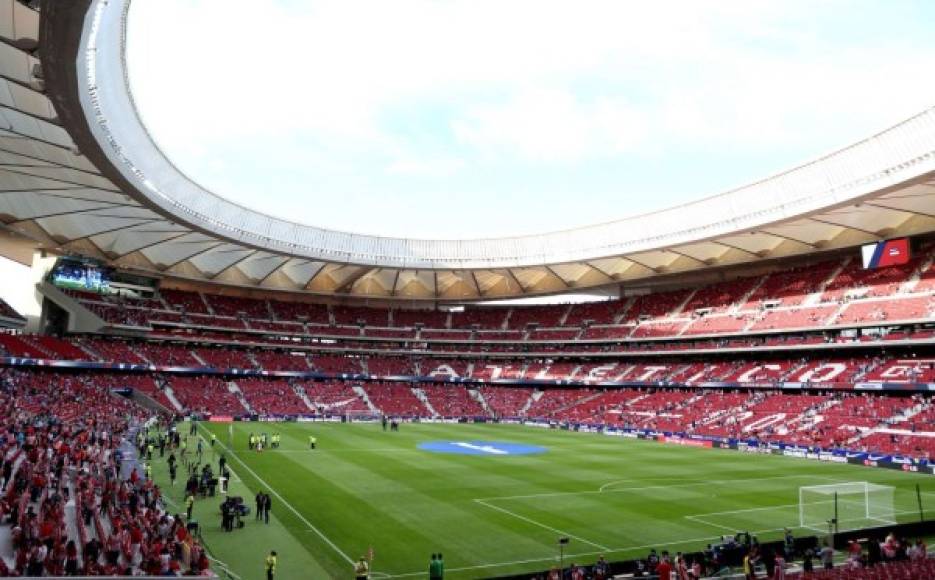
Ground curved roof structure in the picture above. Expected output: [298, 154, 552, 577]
[1, 0, 935, 300]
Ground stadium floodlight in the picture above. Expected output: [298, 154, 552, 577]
[798, 482, 896, 534]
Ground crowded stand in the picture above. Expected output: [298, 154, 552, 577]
[0, 368, 211, 576]
[420, 385, 486, 418]
[234, 378, 310, 415]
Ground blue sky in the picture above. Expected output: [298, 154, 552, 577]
[126, 0, 935, 240]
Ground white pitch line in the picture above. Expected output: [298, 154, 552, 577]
[381, 523, 807, 578]
[473, 499, 610, 552]
[598, 477, 707, 492]
[684, 515, 741, 533]
[477, 473, 839, 502]
[196, 424, 355, 566]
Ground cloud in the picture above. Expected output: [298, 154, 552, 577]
[124, 0, 935, 238]
[451, 89, 649, 162]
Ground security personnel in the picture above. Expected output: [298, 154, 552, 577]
[354, 556, 369, 579]
[265, 550, 278, 580]
[309, 435, 317, 450]
[185, 492, 195, 521]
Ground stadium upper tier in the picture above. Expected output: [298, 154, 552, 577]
[52, 246, 935, 348]
[1, 1, 935, 299]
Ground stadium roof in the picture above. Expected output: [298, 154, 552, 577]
[1, 0, 935, 301]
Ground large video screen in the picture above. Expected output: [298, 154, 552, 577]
[50, 259, 112, 293]
[861, 238, 910, 269]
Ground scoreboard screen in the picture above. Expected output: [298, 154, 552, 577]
[861, 238, 910, 269]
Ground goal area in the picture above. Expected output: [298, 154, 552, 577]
[798, 482, 896, 533]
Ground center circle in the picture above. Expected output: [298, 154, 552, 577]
[417, 441, 548, 456]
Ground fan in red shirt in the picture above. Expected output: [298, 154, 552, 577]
[656, 552, 673, 580]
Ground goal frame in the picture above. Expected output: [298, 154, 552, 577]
[798, 481, 896, 534]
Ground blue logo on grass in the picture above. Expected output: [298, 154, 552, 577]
[418, 441, 547, 456]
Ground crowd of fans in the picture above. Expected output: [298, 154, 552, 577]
[0, 369, 212, 576]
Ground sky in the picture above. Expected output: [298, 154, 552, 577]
[126, 0, 935, 240]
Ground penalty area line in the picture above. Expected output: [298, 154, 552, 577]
[196, 424, 355, 566]
[472, 498, 610, 552]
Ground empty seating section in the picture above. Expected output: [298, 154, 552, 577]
[206, 294, 269, 318]
[192, 347, 254, 369]
[333, 305, 388, 326]
[269, 300, 330, 323]
[822, 256, 923, 302]
[508, 305, 565, 329]
[624, 289, 694, 322]
[631, 321, 686, 338]
[580, 325, 633, 339]
[187, 314, 246, 329]
[530, 328, 579, 340]
[421, 329, 472, 340]
[392, 309, 449, 328]
[364, 327, 417, 339]
[742, 260, 840, 308]
[253, 350, 310, 371]
[235, 378, 309, 414]
[82, 338, 148, 364]
[421, 385, 486, 417]
[69, 248, 934, 344]
[750, 305, 837, 331]
[159, 289, 209, 314]
[0, 334, 50, 358]
[858, 432, 935, 457]
[680, 277, 760, 314]
[449, 308, 507, 329]
[247, 319, 305, 333]
[364, 357, 414, 376]
[683, 313, 751, 335]
[312, 355, 362, 373]
[135, 344, 199, 367]
[836, 296, 933, 324]
[564, 300, 625, 326]
[475, 330, 524, 341]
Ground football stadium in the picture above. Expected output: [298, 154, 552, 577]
[4, 0, 935, 578]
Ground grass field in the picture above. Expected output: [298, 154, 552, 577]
[152, 422, 935, 579]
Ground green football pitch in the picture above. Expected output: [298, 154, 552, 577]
[152, 422, 935, 579]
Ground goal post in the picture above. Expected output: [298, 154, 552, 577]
[798, 482, 896, 533]
[342, 409, 380, 423]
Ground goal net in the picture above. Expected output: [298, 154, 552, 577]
[343, 409, 379, 422]
[798, 482, 896, 533]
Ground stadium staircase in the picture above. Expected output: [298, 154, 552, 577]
[520, 391, 542, 415]
[190, 350, 207, 366]
[411, 387, 439, 417]
[227, 381, 254, 414]
[160, 383, 185, 413]
[352, 385, 380, 414]
[469, 388, 493, 416]
[293, 384, 317, 412]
